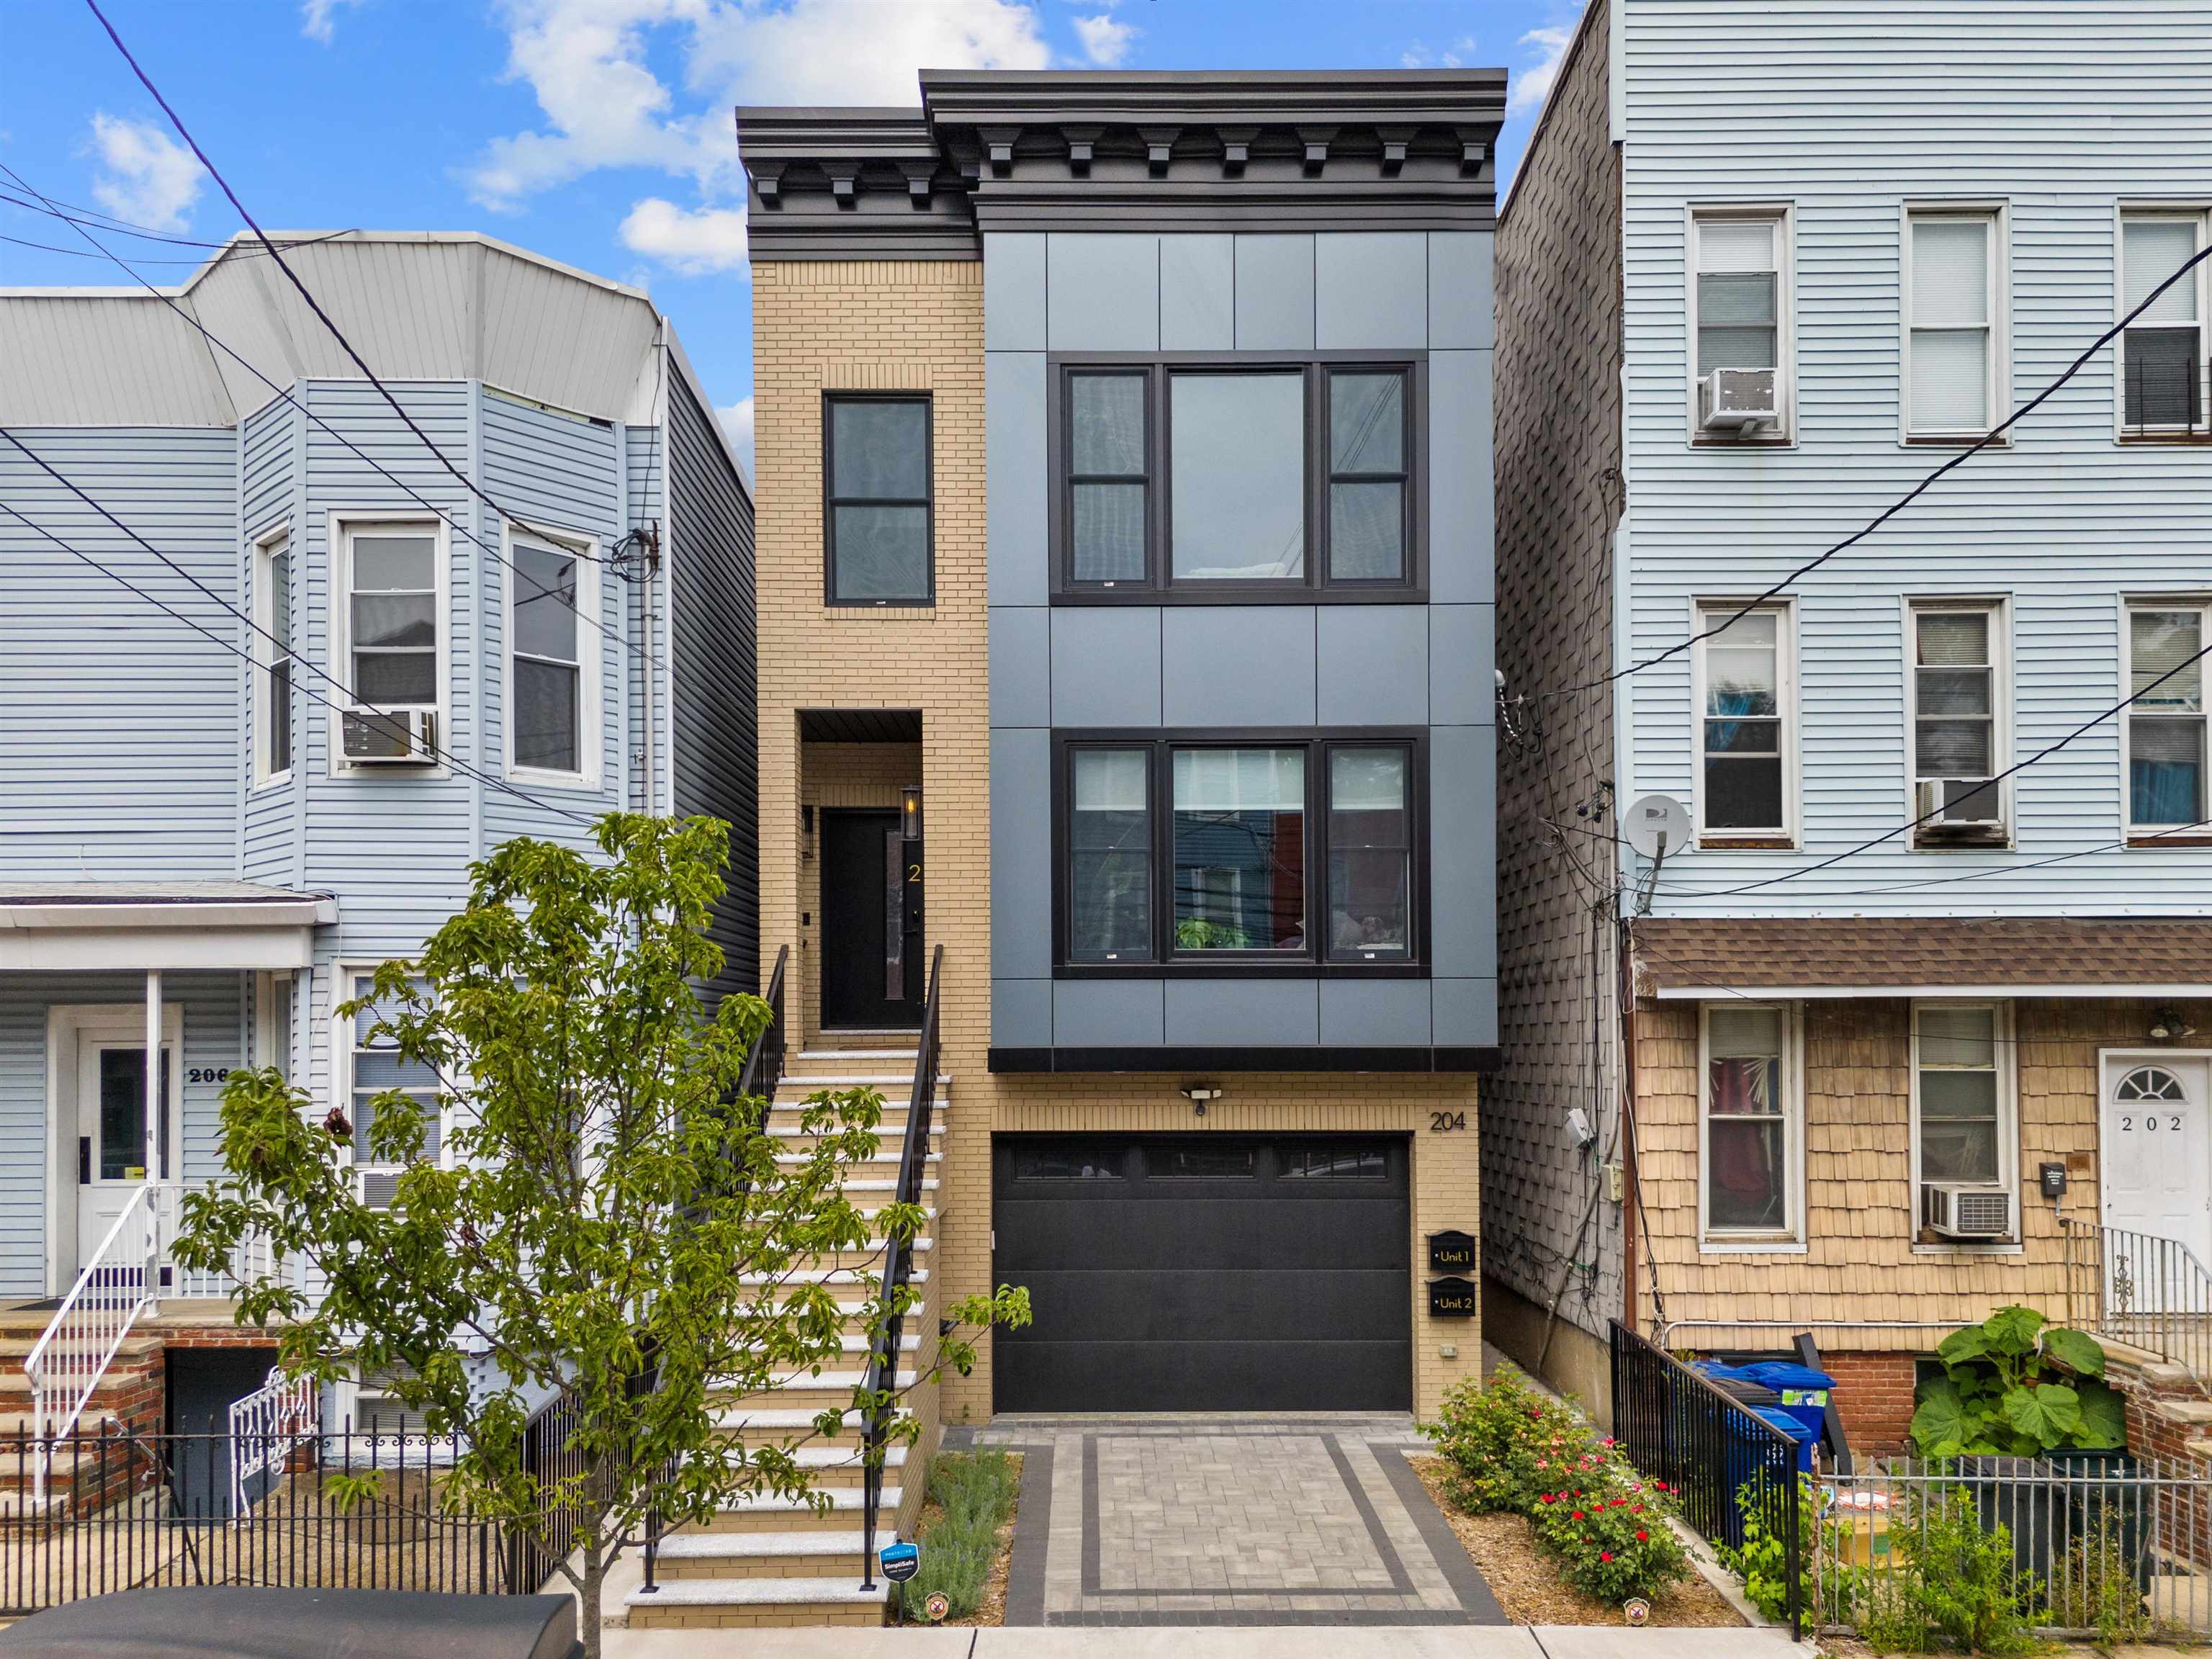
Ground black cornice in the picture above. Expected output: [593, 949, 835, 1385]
[736, 71, 1507, 259]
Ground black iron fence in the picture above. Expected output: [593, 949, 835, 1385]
[0, 1424, 518, 1615]
[1610, 1321, 1803, 1637]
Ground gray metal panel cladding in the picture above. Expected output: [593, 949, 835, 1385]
[990, 606, 1051, 729]
[1051, 607, 1161, 727]
[1321, 979, 1434, 1047]
[992, 727, 1054, 979]
[1426, 233, 1495, 351]
[1047, 235, 1161, 353]
[1429, 605, 1496, 728]
[1316, 233, 1429, 351]
[1052, 978, 1165, 1046]
[1317, 606, 1429, 727]
[984, 233, 1048, 351]
[1233, 235, 1316, 351]
[1431, 976, 1500, 1047]
[1425, 350, 1494, 603]
[993, 976, 1053, 1047]
[1159, 235, 1234, 351]
[1428, 722, 1497, 979]
[986, 351, 1048, 608]
[1159, 606, 1317, 727]
[1164, 979, 1321, 1047]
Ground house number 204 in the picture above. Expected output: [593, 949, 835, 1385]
[1429, 1111, 1467, 1133]
[2119, 1115, 2183, 1133]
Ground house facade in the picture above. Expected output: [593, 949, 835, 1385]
[0, 233, 755, 1446]
[1486, 0, 2212, 1442]
[739, 70, 1503, 1421]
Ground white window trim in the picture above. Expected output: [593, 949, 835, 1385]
[1908, 998, 2020, 1249]
[327, 511, 450, 779]
[1690, 597, 1799, 848]
[1685, 202, 1797, 446]
[2121, 593, 2212, 840]
[1696, 999, 1807, 1252]
[251, 523, 292, 788]
[1900, 202, 2013, 445]
[2113, 204, 2211, 441]
[1904, 595, 2014, 849]
[333, 964, 451, 1184]
[500, 519, 603, 789]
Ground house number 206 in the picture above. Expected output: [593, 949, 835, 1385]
[2119, 1115, 2183, 1133]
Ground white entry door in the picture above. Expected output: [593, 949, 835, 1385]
[75, 1040, 175, 1267]
[2100, 1053, 2212, 1310]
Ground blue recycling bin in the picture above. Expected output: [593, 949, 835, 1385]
[1739, 1361, 1834, 1445]
[1749, 1406, 1815, 1475]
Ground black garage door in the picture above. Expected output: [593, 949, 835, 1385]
[992, 1136, 1412, 1412]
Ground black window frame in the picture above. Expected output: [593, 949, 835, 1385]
[1050, 727, 1429, 980]
[822, 390, 935, 608]
[1048, 353, 1427, 604]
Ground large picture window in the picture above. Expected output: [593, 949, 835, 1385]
[1055, 732, 1425, 974]
[2127, 601, 2209, 833]
[824, 393, 932, 605]
[1054, 357, 1421, 599]
[1701, 1002, 1798, 1242]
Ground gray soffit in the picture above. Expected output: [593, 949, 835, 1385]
[734, 70, 1508, 258]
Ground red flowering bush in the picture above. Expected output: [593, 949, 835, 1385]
[1425, 1364, 1689, 1604]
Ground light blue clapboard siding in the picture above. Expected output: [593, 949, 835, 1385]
[626, 425, 668, 816]
[242, 397, 300, 886]
[0, 429, 240, 881]
[1619, 1, 2212, 917]
[0, 972, 243, 1295]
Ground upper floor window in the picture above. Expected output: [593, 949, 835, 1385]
[252, 530, 292, 786]
[1910, 603, 2008, 847]
[506, 529, 599, 785]
[1055, 359, 1421, 599]
[344, 971, 444, 1208]
[1905, 208, 2008, 441]
[1695, 603, 1794, 845]
[336, 519, 443, 768]
[1056, 731, 1425, 974]
[1690, 210, 1791, 441]
[2120, 212, 2209, 438]
[2127, 601, 2208, 835]
[825, 393, 932, 606]
[1701, 1002, 1799, 1244]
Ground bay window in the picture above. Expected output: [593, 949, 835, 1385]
[2119, 212, 2208, 436]
[1055, 358, 1421, 597]
[1054, 732, 1425, 973]
[1701, 1002, 1797, 1242]
[335, 518, 443, 768]
[2127, 602, 2209, 832]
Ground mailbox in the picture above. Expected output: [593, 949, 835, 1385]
[1428, 1276, 1478, 1318]
[1427, 1230, 1478, 1274]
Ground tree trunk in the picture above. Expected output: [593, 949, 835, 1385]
[581, 1553, 603, 1659]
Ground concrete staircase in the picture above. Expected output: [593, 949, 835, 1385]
[0, 1307, 164, 1514]
[624, 1032, 946, 1631]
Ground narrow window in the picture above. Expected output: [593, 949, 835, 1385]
[350, 973, 442, 1202]
[1157, 1145, 1256, 1179]
[1697, 604, 1790, 840]
[254, 533, 292, 783]
[1692, 212, 1787, 437]
[1907, 211, 2002, 438]
[1703, 1004, 1793, 1237]
[339, 523, 440, 764]
[1326, 369, 1409, 580]
[825, 395, 932, 604]
[1326, 746, 1411, 961]
[1067, 372, 1148, 585]
[1171, 747, 1306, 953]
[511, 536, 585, 776]
[1911, 605, 2005, 843]
[1915, 1004, 2011, 1225]
[1069, 747, 1152, 963]
[2121, 214, 2208, 436]
[1168, 372, 1305, 581]
[2128, 603, 2208, 831]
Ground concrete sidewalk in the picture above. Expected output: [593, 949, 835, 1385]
[602, 1624, 1817, 1658]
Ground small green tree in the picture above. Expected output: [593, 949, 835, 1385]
[176, 814, 1027, 1656]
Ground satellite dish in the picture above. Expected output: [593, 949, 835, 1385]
[1622, 794, 1691, 862]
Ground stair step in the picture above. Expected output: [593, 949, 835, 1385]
[650, 1530, 881, 1581]
[795, 1049, 919, 1061]
[0, 1335, 161, 1360]
[624, 1575, 891, 1624]
[775, 1074, 948, 1089]
[736, 1267, 927, 1288]
[711, 1408, 913, 1433]
[716, 1484, 902, 1516]
[770, 1151, 940, 1166]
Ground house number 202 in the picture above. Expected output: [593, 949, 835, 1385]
[2119, 1115, 2184, 1133]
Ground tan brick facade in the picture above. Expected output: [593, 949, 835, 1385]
[754, 261, 1485, 1423]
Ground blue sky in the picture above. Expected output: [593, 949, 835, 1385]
[0, 0, 1578, 472]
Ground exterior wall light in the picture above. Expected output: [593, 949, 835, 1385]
[902, 785, 923, 841]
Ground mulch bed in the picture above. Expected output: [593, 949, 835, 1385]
[891, 1449, 1022, 1628]
[1408, 1454, 1747, 1628]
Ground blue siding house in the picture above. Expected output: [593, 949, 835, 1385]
[0, 232, 755, 1442]
[1484, 0, 2212, 1434]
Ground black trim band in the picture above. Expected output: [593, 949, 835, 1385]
[988, 1045, 1499, 1074]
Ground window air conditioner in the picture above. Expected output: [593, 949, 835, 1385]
[1923, 1182, 2014, 1241]
[1913, 778, 2005, 844]
[343, 708, 438, 765]
[1701, 367, 1779, 434]
[356, 1168, 402, 1210]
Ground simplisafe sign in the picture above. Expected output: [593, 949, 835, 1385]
[880, 1539, 921, 1584]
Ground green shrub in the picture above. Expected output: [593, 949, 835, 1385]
[2046, 1509, 2152, 1647]
[1527, 1457, 1691, 1603]
[1423, 1366, 1586, 1514]
[1717, 1475, 1864, 1626]
[1910, 1305, 2126, 1457]
[897, 1449, 1020, 1622]
[1862, 1489, 2037, 1657]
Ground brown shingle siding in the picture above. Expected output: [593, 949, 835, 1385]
[1633, 917, 2212, 995]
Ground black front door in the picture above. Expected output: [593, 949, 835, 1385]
[991, 1136, 1413, 1411]
[820, 809, 923, 1028]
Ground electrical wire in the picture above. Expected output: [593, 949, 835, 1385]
[0, 183, 332, 248]
[0, 498, 592, 826]
[0, 222, 358, 266]
[84, 0, 617, 573]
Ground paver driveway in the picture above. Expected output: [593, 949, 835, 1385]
[953, 1416, 1507, 1627]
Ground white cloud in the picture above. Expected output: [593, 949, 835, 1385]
[86, 113, 204, 233]
[1071, 12, 1136, 66]
[716, 395, 755, 480]
[619, 197, 750, 274]
[689, 0, 1050, 107]
[300, 0, 364, 43]
[1400, 34, 1476, 70]
[1507, 23, 1575, 115]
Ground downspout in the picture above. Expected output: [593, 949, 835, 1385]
[1619, 919, 1637, 1334]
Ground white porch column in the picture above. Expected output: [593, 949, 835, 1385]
[144, 970, 162, 1182]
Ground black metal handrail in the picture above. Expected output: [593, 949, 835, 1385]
[859, 943, 943, 1591]
[735, 945, 789, 1106]
[1611, 1321, 1802, 1640]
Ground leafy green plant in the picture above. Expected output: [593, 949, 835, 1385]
[1174, 917, 1253, 950]
[899, 1449, 1021, 1622]
[1909, 1305, 2127, 1457]
[1423, 1367, 1586, 1514]
[1897, 1490, 2038, 1656]
[1717, 1475, 1863, 1625]
[2046, 1509, 2152, 1647]
[1528, 1460, 1690, 1602]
